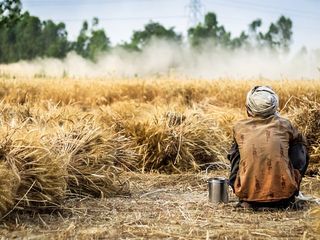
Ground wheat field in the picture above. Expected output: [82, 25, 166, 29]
[0, 76, 319, 239]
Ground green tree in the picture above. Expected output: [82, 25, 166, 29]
[0, 10, 71, 63]
[86, 18, 110, 60]
[74, 20, 89, 57]
[73, 18, 110, 60]
[123, 21, 181, 51]
[231, 31, 249, 49]
[248, 18, 263, 47]
[14, 12, 42, 60]
[0, 12, 43, 62]
[86, 29, 109, 60]
[0, 0, 22, 62]
[248, 16, 293, 51]
[249, 19, 262, 32]
[188, 12, 240, 49]
[41, 20, 70, 58]
[0, 23, 16, 62]
[0, 0, 21, 27]
[272, 16, 293, 51]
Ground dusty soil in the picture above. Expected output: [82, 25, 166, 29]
[0, 171, 319, 240]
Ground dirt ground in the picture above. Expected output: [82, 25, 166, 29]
[0, 171, 319, 240]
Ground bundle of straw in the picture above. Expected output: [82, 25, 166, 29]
[0, 128, 68, 217]
[121, 110, 230, 173]
[50, 122, 132, 198]
[290, 99, 320, 174]
[13, 149, 67, 208]
[0, 162, 20, 217]
[0, 108, 136, 217]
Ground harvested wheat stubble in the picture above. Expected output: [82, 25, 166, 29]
[0, 171, 319, 239]
[302, 175, 320, 238]
[308, 207, 320, 237]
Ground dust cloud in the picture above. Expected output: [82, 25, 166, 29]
[0, 39, 319, 79]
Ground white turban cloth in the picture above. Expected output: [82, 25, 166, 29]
[246, 86, 279, 118]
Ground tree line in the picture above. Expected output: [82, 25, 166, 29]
[0, 0, 293, 63]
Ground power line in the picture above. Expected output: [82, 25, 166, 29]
[55, 15, 188, 22]
[23, 0, 320, 23]
[23, 0, 174, 7]
[21, 0, 320, 33]
[23, 0, 320, 17]
[217, 0, 320, 17]
[48, 15, 319, 33]
[207, 0, 320, 21]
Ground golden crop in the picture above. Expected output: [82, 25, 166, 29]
[0, 76, 319, 219]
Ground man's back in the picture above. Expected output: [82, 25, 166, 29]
[233, 115, 301, 202]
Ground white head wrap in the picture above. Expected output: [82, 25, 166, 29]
[246, 86, 279, 118]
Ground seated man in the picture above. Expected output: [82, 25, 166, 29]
[228, 86, 309, 209]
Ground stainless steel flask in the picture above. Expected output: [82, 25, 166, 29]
[208, 177, 229, 203]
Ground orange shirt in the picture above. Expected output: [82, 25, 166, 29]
[233, 115, 301, 202]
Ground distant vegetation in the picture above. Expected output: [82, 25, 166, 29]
[1, 0, 293, 63]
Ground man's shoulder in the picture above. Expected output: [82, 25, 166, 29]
[233, 118, 254, 132]
[234, 118, 251, 126]
[233, 115, 294, 130]
[275, 116, 294, 128]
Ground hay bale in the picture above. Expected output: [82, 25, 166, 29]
[121, 110, 230, 173]
[8, 130, 68, 209]
[0, 162, 20, 217]
[0, 128, 68, 217]
[50, 123, 132, 198]
[289, 100, 320, 175]
[14, 153, 68, 208]
[0, 111, 135, 217]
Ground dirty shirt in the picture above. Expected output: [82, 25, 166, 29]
[232, 115, 302, 202]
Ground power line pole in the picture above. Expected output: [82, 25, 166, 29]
[187, 0, 203, 27]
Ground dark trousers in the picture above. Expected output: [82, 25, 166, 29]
[242, 195, 296, 209]
[289, 143, 309, 176]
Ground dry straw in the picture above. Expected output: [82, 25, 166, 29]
[49, 120, 132, 198]
[0, 77, 319, 220]
[289, 98, 320, 174]
[0, 127, 67, 218]
[117, 109, 230, 173]
[307, 207, 320, 238]
[0, 106, 135, 218]
[0, 162, 20, 217]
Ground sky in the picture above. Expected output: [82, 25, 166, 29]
[21, 0, 320, 52]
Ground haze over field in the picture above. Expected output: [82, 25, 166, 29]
[1, 40, 319, 79]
